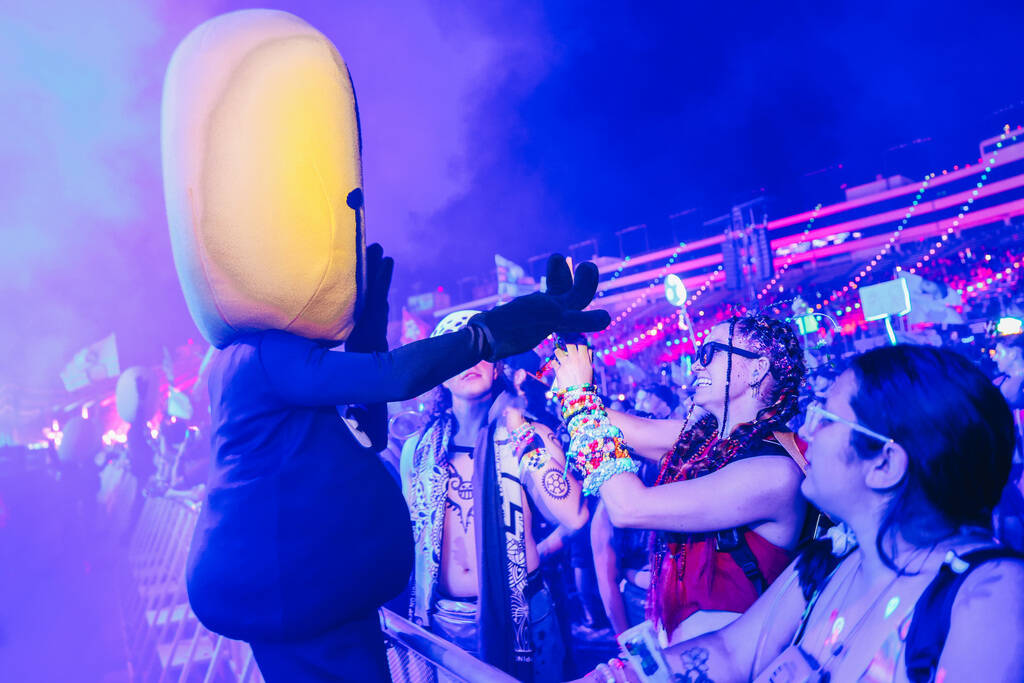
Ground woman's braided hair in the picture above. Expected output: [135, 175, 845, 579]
[658, 315, 806, 483]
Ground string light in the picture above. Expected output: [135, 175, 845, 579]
[754, 204, 823, 303]
[812, 176, 932, 314]
[102, 427, 129, 447]
[600, 255, 633, 294]
[956, 257, 1022, 302]
[812, 130, 1014, 316]
[548, 126, 1023, 371]
[43, 420, 63, 449]
[601, 242, 692, 332]
[901, 133, 1015, 273]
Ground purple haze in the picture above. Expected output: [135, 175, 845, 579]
[0, 0, 555, 394]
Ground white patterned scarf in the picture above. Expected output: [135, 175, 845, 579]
[405, 391, 533, 676]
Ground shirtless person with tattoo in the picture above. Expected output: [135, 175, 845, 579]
[402, 311, 589, 682]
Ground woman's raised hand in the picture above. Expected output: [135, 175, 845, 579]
[551, 343, 595, 389]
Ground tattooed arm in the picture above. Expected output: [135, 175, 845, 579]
[528, 423, 589, 531]
[581, 634, 740, 683]
[508, 409, 589, 532]
[658, 633, 736, 682]
[578, 560, 806, 682]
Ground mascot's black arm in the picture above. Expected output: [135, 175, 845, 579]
[257, 251, 610, 413]
[187, 256, 610, 645]
[257, 326, 488, 407]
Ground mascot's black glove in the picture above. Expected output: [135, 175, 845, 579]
[346, 243, 394, 354]
[470, 253, 610, 362]
[344, 242, 393, 451]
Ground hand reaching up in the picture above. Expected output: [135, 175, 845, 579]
[347, 243, 393, 353]
[469, 254, 610, 361]
[550, 343, 595, 390]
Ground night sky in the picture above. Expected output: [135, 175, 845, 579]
[2, 0, 1022, 393]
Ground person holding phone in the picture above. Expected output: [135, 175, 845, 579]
[551, 316, 809, 646]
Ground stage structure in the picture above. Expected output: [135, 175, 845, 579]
[721, 197, 773, 300]
[410, 127, 1024, 323]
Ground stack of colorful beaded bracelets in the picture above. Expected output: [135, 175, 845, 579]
[510, 422, 551, 473]
[556, 384, 638, 496]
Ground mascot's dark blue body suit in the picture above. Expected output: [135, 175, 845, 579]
[161, 10, 608, 681]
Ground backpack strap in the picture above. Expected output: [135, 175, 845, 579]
[715, 527, 769, 595]
[905, 546, 1024, 683]
[773, 430, 809, 474]
[774, 430, 833, 545]
[713, 433, 809, 597]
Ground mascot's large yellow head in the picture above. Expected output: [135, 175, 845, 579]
[162, 9, 365, 348]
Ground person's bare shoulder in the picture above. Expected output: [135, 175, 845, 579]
[938, 555, 1024, 681]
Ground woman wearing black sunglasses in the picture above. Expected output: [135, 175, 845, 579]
[551, 315, 808, 647]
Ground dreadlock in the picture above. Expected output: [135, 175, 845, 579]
[657, 315, 806, 484]
[720, 319, 737, 438]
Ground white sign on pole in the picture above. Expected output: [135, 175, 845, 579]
[665, 274, 688, 307]
[858, 279, 911, 322]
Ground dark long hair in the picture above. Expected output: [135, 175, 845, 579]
[847, 345, 1015, 569]
[659, 315, 806, 482]
[424, 362, 512, 439]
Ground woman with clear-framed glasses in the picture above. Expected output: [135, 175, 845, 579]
[594, 344, 1023, 683]
[551, 316, 810, 649]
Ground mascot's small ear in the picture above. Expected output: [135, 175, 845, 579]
[347, 188, 363, 209]
[346, 186, 366, 321]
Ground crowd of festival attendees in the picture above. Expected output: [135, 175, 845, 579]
[2, 222, 1023, 682]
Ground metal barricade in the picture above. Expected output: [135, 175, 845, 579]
[190, 630, 265, 683]
[120, 495, 267, 683]
[121, 496, 509, 682]
[380, 609, 519, 683]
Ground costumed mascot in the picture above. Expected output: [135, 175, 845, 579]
[161, 9, 609, 682]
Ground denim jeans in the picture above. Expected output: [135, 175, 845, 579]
[430, 579, 566, 682]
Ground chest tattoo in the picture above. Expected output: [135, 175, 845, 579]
[445, 459, 474, 533]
